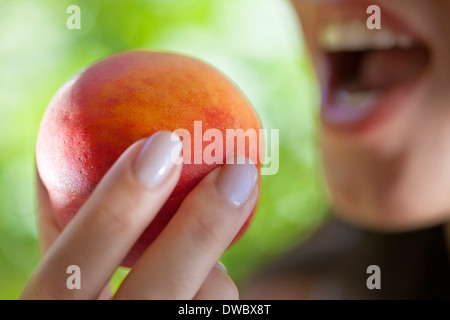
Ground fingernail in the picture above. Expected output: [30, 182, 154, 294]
[214, 261, 227, 273]
[134, 131, 182, 188]
[215, 156, 258, 207]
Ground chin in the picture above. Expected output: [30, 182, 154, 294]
[327, 174, 450, 233]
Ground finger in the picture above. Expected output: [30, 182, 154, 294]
[194, 263, 239, 300]
[96, 283, 113, 300]
[115, 157, 259, 300]
[20, 131, 182, 300]
[36, 168, 62, 255]
[37, 167, 114, 300]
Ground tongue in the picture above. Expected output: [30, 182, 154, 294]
[359, 47, 429, 90]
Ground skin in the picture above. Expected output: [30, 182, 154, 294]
[242, 0, 450, 299]
[291, 0, 450, 232]
[36, 51, 261, 267]
[21, 0, 450, 300]
[21, 137, 258, 299]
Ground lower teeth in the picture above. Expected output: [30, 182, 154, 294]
[335, 89, 379, 110]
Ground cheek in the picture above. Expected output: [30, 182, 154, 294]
[400, 117, 450, 210]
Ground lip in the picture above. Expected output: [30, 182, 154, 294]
[321, 70, 429, 134]
[314, 1, 425, 40]
[312, 1, 431, 135]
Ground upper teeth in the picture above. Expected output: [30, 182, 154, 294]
[319, 20, 415, 52]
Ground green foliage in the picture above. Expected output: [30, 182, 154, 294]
[0, 0, 328, 299]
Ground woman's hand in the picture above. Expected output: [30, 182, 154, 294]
[20, 131, 259, 300]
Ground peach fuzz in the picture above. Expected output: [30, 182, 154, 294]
[36, 50, 262, 267]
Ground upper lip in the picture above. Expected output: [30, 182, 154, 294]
[313, 1, 426, 44]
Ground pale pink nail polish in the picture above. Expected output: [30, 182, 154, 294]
[133, 131, 182, 188]
[214, 261, 228, 273]
[215, 156, 258, 207]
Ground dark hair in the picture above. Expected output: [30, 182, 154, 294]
[245, 215, 450, 299]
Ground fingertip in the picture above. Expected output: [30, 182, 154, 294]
[195, 265, 239, 300]
[132, 131, 183, 189]
[213, 261, 227, 274]
[215, 156, 259, 207]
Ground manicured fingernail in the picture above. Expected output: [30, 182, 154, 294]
[134, 131, 182, 188]
[215, 156, 258, 207]
[214, 261, 227, 273]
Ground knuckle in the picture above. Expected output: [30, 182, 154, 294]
[93, 198, 138, 234]
[83, 166, 151, 236]
[187, 206, 225, 250]
[180, 180, 241, 252]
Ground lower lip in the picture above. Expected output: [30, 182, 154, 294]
[320, 70, 427, 135]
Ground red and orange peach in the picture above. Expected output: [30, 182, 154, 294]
[36, 50, 262, 266]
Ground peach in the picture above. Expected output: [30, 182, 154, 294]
[36, 50, 262, 267]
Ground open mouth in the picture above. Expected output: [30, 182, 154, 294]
[318, 18, 430, 128]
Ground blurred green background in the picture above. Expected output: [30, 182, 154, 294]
[0, 0, 329, 299]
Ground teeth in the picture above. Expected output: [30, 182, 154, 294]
[319, 19, 415, 52]
[335, 89, 379, 110]
[324, 89, 380, 124]
[397, 34, 415, 49]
